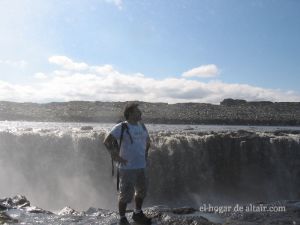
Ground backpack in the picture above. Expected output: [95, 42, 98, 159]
[112, 121, 147, 191]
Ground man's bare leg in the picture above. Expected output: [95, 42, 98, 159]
[134, 196, 143, 211]
[119, 200, 127, 217]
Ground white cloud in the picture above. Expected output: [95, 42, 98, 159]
[0, 81, 36, 101]
[49, 56, 89, 71]
[0, 56, 299, 103]
[0, 59, 27, 68]
[34, 72, 48, 80]
[104, 0, 123, 10]
[182, 64, 219, 78]
[90, 65, 118, 75]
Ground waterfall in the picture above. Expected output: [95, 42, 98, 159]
[0, 129, 299, 210]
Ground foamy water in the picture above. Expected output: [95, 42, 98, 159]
[0, 120, 299, 211]
[0, 120, 299, 133]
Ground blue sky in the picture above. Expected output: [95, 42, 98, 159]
[0, 0, 299, 103]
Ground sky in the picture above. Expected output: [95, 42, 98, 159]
[0, 0, 299, 104]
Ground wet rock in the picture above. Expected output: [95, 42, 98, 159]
[0, 195, 30, 209]
[81, 126, 93, 130]
[58, 206, 83, 216]
[85, 207, 111, 217]
[143, 206, 218, 225]
[172, 207, 197, 214]
[0, 197, 13, 209]
[24, 128, 33, 131]
[160, 213, 211, 225]
[12, 195, 30, 208]
[39, 129, 52, 133]
[237, 130, 255, 136]
[0, 196, 300, 225]
[0, 204, 6, 211]
[143, 205, 169, 218]
[0, 211, 18, 223]
[25, 206, 53, 214]
[274, 130, 300, 135]
[273, 130, 289, 136]
[184, 127, 194, 131]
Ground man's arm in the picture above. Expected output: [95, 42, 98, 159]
[103, 134, 127, 165]
[145, 136, 151, 161]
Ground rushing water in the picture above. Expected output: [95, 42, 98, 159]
[1, 120, 300, 133]
[0, 121, 299, 212]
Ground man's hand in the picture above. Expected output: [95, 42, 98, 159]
[111, 151, 128, 165]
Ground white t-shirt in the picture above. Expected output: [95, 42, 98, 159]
[110, 121, 149, 170]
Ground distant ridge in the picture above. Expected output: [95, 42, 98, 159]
[0, 98, 300, 125]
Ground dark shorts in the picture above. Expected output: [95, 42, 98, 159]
[118, 168, 147, 203]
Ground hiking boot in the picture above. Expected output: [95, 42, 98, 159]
[118, 216, 130, 225]
[132, 211, 151, 224]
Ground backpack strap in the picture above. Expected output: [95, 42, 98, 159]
[140, 122, 147, 131]
[124, 123, 133, 144]
[111, 122, 127, 177]
[116, 122, 133, 191]
[120, 122, 127, 146]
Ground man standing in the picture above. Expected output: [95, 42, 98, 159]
[103, 103, 151, 225]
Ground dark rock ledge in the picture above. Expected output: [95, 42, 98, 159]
[1, 195, 300, 225]
[1, 99, 300, 125]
